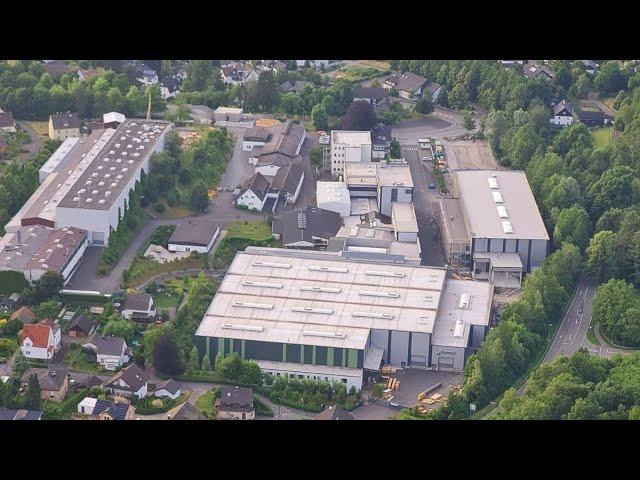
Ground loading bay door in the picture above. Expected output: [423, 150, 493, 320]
[437, 357, 455, 371]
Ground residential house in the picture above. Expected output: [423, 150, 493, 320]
[154, 379, 181, 400]
[523, 64, 554, 81]
[216, 386, 255, 420]
[270, 162, 305, 205]
[262, 60, 288, 73]
[550, 100, 574, 127]
[314, 405, 355, 420]
[10, 306, 36, 324]
[160, 78, 180, 100]
[423, 81, 442, 103]
[272, 206, 342, 250]
[576, 107, 608, 127]
[104, 363, 149, 399]
[66, 314, 94, 338]
[20, 366, 69, 403]
[370, 123, 392, 160]
[175, 67, 188, 82]
[255, 153, 291, 177]
[122, 293, 156, 321]
[295, 60, 330, 70]
[83, 335, 130, 370]
[77, 69, 99, 81]
[0, 409, 43, 420]
[220, 64, 258, 85]
[48, 112, 81, 140]
[20, 319, 61, 360]
[353, 86, 389, 109]
[280, 80, 312, 94]
[168, 220, 220, 254]
[582, 60, 599, 75]
[77, 397, 136, 420]
[236, 172, 272, 212]
[499, 60, 525, 69]
[383, 72, 429, 100]
[42, 62, 75, 77]
[0, 111, 17, 133]
[137, 65, 159, 86]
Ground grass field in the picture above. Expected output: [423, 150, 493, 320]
[194, 389, 218, 419]
[226, 220, 273, 241]
[334, 66, 381, 82]
[147, 202, 193, 220]
[26, 121, 50, 138]
[591, 126, 613, 148]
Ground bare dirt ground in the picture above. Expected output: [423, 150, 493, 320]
[447, 140, 498, 170]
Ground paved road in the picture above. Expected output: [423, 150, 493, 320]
[392, 108, 466, 145]
[542, 274, 598, 363]
[16, 121, 43, 166]
[403, 148, 445, 266]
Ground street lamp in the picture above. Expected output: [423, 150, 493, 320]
[547, 323, 553, 342]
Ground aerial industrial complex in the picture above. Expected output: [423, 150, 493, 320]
[0, 116, 171, 284]
[194, 247, 493, 390]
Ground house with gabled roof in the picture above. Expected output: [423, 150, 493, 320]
[550, 100, 574, 127]
[77, 397, 136, 420]
[20, 319, 61, 360]
[104, 363, 149, 399]
[236, 172, 272, 212]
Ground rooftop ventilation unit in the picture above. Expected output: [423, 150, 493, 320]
[488, 177, 499, 189]
[309, 265, 349, 273]
[221, 324, 264, 332]
[299, 286, 342, 293]
[241, 280, 283, 289]
[92, 190, 98, 195]
[492, 191, 504, 204]
[291, 307, 334, 315]
[85, 198, 92, 203]
[352, 311, 394, 320]
[496, 205, 509, 218]
[349, 227, 358, 237]
[302, 330, 346, 339]
[365, 270, 405, 278]
[359, 290, 400, 298]
[458, 293, 471, 309]
[365, 230, 375, 238]
[98, 199, 105, 204]
[252, 261, 291, 269]
[502, 220, 514, 234]
[453, 319, 465, 338]
[232, 301, 274, 310]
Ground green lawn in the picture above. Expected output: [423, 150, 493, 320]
[591, 126, 613, 149]
[153, 291, 181, 310]
[226, 221, 273, 241]
[64, 345, 109, 374]
[194, 389, 218, 419]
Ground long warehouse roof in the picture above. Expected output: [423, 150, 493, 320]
[195, 248, 492, 350]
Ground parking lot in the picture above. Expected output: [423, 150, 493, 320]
[219, 128, 255, 190]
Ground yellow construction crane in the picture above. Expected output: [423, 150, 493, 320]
[146, 91, 152, 121]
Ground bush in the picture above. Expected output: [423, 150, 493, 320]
[153, 201, 166, 213]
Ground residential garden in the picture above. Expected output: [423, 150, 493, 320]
[211, 220, 280, 270]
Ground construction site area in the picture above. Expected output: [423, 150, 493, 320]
[372, 367, 462, 414]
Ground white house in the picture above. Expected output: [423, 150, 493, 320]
[168, 220, 220, 254]
[550, 100, 574, 127]
[20, 319, 61, 360]
[104, 364, 149, 399]
[254, 154, 291, 178]
[236, 172, 272, 212]
[83, 335, 130, 371]
[137, 66, 159, 86]
[154, 379, 181, 400]
[122, 293, 156, 321]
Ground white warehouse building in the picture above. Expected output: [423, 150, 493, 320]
[194, 247, 493, 391]
[54, 120, 171, 246]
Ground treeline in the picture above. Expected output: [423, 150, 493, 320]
[0, 61, 165, 120]
[145, 128, 233, 212]
[0, 139, 61, 232]
[493, 350, 640, 420]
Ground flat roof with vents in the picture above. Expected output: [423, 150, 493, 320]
[195, 247, 478, 350]
[455, 170, 549, 240]
[57, 119, 170, 211]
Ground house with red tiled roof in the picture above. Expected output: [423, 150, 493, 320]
[20, 319, 61, 360]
